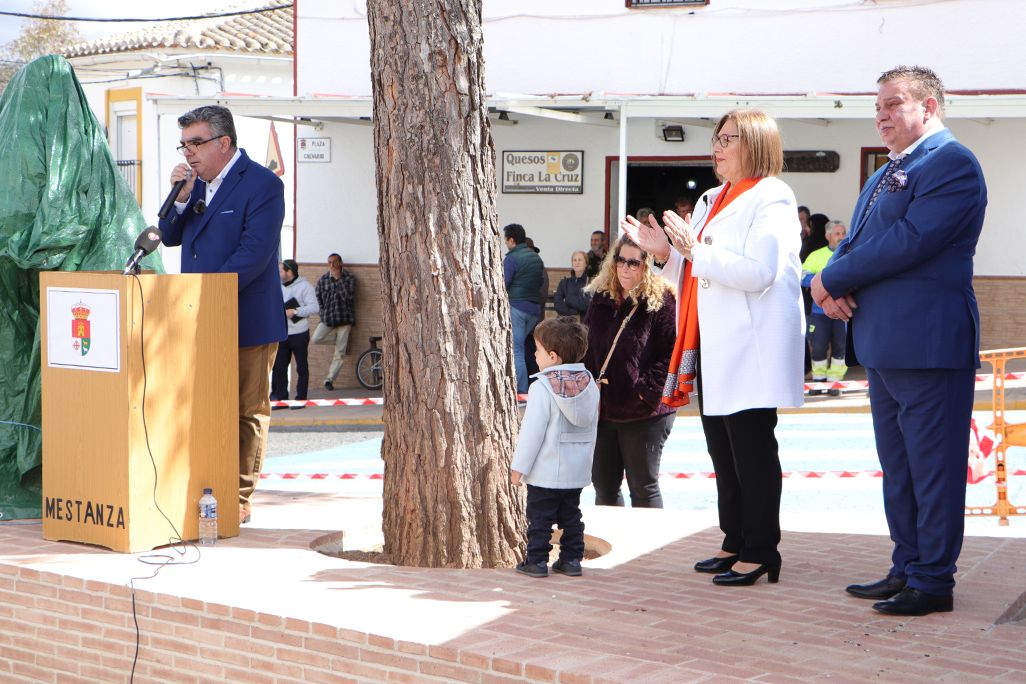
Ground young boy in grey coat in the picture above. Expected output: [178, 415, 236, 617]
[511, 316, 600, 577]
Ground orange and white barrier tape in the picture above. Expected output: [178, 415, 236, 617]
[807, 372, 1026, 393]
[260, 469, 1026, 481]
[261, 472, 383, 480]
[271, 398, 384, 408]
[803, 380, 867, 392]
[273, 395, 527, 408]
[274, 373, 1026, 407]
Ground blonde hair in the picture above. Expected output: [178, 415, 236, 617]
[585, 236, 674, 312]
[714, 109, 783, 179]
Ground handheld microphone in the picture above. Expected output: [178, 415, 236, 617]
[122, 226, 163, 276]
[157, 179, 187, 220]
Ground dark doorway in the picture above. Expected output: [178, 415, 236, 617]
[628, 162, 721, 218]
[605, 156, 718, 233]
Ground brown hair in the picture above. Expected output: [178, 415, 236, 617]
[714, 109, 783, 178]
[585, 236, 674, 313]
[534, 316, 588, 364]
[878, 65, 946, 117]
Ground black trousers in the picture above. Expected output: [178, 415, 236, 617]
[699, 408, 782, 565]
[592, 412, 675, 508]
[271, 331, 311, 400]
[525, 485, 585, 565]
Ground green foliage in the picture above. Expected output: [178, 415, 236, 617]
[0, 0, 82, 94]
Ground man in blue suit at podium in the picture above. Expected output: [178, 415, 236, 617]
[812, 66, 987, 616]
[159, 105, 287, 526]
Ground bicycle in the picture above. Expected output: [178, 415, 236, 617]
[356, 336, 384, 390]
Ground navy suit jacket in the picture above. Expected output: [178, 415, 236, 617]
[821, 128, 986, 370]
[159, 148, 287, 348]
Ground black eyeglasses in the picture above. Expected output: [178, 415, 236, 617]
[711, 133, 741, 149]
[614, 255, 643, 270]
[177, 136, 223, 155]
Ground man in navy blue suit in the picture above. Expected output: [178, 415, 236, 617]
[812, 66, 987, 616]
[160, 105, 287, 525]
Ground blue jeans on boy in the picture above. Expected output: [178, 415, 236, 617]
[510, 307, 539, 394]
[525, 485, 585, 565]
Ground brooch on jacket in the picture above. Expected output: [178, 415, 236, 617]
[887, 169, 908, 192]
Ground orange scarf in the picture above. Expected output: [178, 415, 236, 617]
[661, 177, 762, 407]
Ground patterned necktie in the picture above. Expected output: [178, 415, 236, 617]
[863, 156, 904, 214]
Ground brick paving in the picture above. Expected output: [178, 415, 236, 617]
[5, 362, 1026, 680]
[1, 495, 1025, 682]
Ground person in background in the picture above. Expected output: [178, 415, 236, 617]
[812, 65, 987, 617]
[523, 237, 549, 378]
[583, 237, 677, 509]
[586, 230, 608, 279]
[802, 221, 848, 396]
[524, 237, 550, 309]
[554, 250, 591, 320]
[635, 207, 656, 227]
[674, 196, 695, 219]
[511, 316, 599, 578]
[801, 212, 830, 262]
[159, 104, 285, 526]
[271, 260, 319, 409]
[312, 253, 357, 392]
[798, 205, 812, 239]
[800, 212, 830, 375]
[504, 223, 544, 394]
[623, 108, 804, 587]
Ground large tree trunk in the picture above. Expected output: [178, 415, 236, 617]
[367, 0, 524, 567]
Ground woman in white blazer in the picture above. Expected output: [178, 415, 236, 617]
[623, 109, 805, 587]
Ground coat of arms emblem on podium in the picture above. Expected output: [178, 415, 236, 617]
[71, 301, 91, 356]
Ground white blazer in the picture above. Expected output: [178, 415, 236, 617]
[659, 176, 805, 415]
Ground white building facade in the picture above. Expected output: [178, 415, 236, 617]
[71, 0, 1026, 358]
[65, 4, 296, 262]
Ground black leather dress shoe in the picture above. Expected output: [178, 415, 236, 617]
[694, 554, 739, 574]
[872, 587, 953, 616]
[846, 575, 906, 600]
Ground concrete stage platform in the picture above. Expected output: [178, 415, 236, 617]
[1, 490, 1025, 683]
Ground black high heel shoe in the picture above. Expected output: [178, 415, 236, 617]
[694, 554, 739, 574]
[712, 562, 780, 586]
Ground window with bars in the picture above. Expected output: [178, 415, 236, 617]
[116, 160, 141, 198]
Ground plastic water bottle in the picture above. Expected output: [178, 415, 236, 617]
[198, 488, 218, 545]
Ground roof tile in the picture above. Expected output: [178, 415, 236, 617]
[63, 5, 292, 58]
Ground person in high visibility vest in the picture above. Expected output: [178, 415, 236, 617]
[802, 220, 848, 395]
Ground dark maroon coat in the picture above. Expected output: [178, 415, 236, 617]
[583, 290, 678, 423]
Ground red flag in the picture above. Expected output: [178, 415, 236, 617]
[266, 122, 284, 177]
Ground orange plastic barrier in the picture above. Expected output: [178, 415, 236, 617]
[965, 347, 1026, 525]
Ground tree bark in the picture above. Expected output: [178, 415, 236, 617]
[367, 0, 524, 567]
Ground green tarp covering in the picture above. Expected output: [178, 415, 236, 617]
[0, 55, 163, 520]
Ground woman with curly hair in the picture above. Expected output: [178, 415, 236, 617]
[582, 236, 677, 508]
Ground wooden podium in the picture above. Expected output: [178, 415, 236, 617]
[40, 271, 239, 552]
